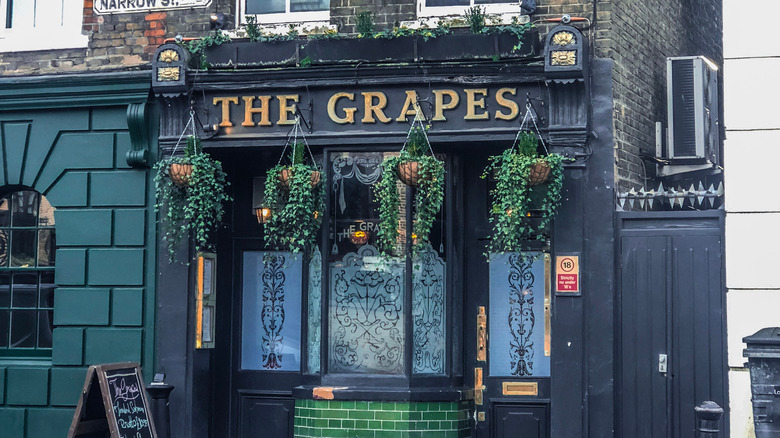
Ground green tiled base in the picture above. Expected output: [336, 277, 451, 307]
[294, 400, 472, 438]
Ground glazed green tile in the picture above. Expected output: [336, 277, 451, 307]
[339, 401, 355, 409]
[375, 411, 402, 421]
[50, 367, 87, 406]
[0, 368, 4, 404]
[374, 431, 399, 438]
[395, 402, 410, 411]
[313, 418, 329, 428]
[353, 430, 374, 438]
[424, 411, 447, 421]
[428, 421, 440, 430]
[320, 409, 348, 419]
[349, 410, 374, 420]
[320, 429, 346, 438]
[354, 419, 369, 429]
[368, 420, 382, 429]
[412, 402, 428, 411]
[6, 367, 48, 405]
[446, 411, 459, 421]
[408, 432, 424, 438]
[409, 411, 422, 421]
[342, 419, 355, 429]
[328, 419, 342, 428]
[355, 400, 369, 410]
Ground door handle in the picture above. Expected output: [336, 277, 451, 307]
[658, 353, 668, 373]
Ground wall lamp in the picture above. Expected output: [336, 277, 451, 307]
[210, 12, 225, 30]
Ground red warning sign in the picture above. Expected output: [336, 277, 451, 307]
[556, 256, 579, 293]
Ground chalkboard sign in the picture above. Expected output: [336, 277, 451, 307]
[68, 362, 158, 438]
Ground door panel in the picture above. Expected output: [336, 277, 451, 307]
[618, 213, 727, 438]
[238, 394, 294, 438]
[493, 404, 548, 438]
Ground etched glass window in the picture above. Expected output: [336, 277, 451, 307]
[307, 247, 322, 374]
[0, 190, 56, 356]
[241, 251, 302, 371]
[327, 151, 446, 376]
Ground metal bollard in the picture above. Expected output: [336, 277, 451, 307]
[695, 401, 724, 438]
[146, 373, 175, 438]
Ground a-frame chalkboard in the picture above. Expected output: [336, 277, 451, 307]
[67, 362, 158, 438]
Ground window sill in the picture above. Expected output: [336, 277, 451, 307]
[0, 33, 88, 53]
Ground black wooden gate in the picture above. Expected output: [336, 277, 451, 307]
[616, 211, 728, 437]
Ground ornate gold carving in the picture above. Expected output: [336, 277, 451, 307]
[552, 31, 575, 46]
[159, 49, 180, 63]
[157, 67, 180, 82]
[550, 50, 577, 66]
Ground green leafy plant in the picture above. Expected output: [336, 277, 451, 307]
[245, 15, 262, 42]
[488, 19, 532, 51]
[356, 11, 374, 37]
[464, 6, 487, 34]
[374, 125, 445, 256]
[263, 142, 325, 254]
[373, 25, 450, 41]
[154, 135, 232, 261]
[482, 131, 564, 256]
[185, 29, 231, 70]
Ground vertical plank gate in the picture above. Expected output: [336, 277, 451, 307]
[617, 211, 728, 437]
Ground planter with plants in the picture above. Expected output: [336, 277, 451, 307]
[482, 130, 564, 255]
[263, 139, 325, 254]
[375, 123, 445, 256]
[154, 134, 231, 261]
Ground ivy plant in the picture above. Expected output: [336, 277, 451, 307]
[482, 131, 564, 256]
[263, 142, 325, 254]
[154, 135, 232, 262]
[185, 29, 231, 70]
[374, 126, 445, 256]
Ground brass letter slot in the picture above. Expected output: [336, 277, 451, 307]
[502, 382, 539, 396]
[477, 306, 487, 362]
[474, 367, 485, 405]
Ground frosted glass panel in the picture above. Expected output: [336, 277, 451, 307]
[489, 252, 549, 377]
[242, 251, 302, 371]
[412, 244, 446, 374]
[307, 247, 322, 374]
[329, 245, 405, 374]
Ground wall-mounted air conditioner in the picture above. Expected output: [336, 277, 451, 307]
[666, 56, 719, 164]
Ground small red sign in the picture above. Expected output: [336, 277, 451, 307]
[556, 256, 580, 293]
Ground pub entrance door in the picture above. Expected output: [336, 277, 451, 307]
[463, 151, 552, 438]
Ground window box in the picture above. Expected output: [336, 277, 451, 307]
[201, 28, 539, 69]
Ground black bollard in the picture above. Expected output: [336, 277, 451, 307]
[146, 373, 175, 438]
[695, 401, 723, 438]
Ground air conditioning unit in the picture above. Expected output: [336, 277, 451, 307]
[666, 56, 719, 164]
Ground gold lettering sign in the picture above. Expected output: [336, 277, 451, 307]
[328, 92, 357, 124]
[464, 88, 489, 120]
[362, 92, 392, 123]
[432, 89, 459, 121]
[495, 87, 519, 121]
[242, 96, 272, 127]
[157, 67, 179, 82]
[213, 96, 239, 127]
[551, 50, 577, 66]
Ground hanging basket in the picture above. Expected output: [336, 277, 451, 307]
[278, 168, 322, 188]
[527, 160, 551, 186]
[169, 163, 193, 187]
[398, 161, 421, 187]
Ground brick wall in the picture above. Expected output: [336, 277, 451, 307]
[330, 0, 416, 34]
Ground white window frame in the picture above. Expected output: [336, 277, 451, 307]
[0, 0, 88, 53]
[237, 0, 329, 26]
[418, 0, 525, 19]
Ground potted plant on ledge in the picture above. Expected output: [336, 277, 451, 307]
[375, 123, 445, 256]
[263, 139, 325, 254]
[154, 134, 231, 262]
[482, 131, 564, 255]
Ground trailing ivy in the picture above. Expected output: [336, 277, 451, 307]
[154, 136, 231, 262]
[185, 29, 231, 70]
[263, 144, 325, 254]
[375, 127, 445, 256]
[482, 132, 564, 256]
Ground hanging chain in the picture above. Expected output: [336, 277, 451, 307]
[172, 109, 197, 156]
[400, 101, 440, 161]
[513, 102, 549, 155]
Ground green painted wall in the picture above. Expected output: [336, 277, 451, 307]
[294, 400, 472, 438]
[0, 74, 156, 438]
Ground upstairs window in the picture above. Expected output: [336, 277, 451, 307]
[241, 0, 329, 24]
[418, 0, 526, 18]
[0, 190, 56, 358]
[0, 0, 88, 52]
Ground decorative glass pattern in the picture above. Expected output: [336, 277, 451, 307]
[242, 251, 302, 371]
[489, 252, 549, 377]
[329, 245, 405, 374]
[307, 247, 322, 374]
[412, 244, 446, 374]
[0, 190, 55, 356]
